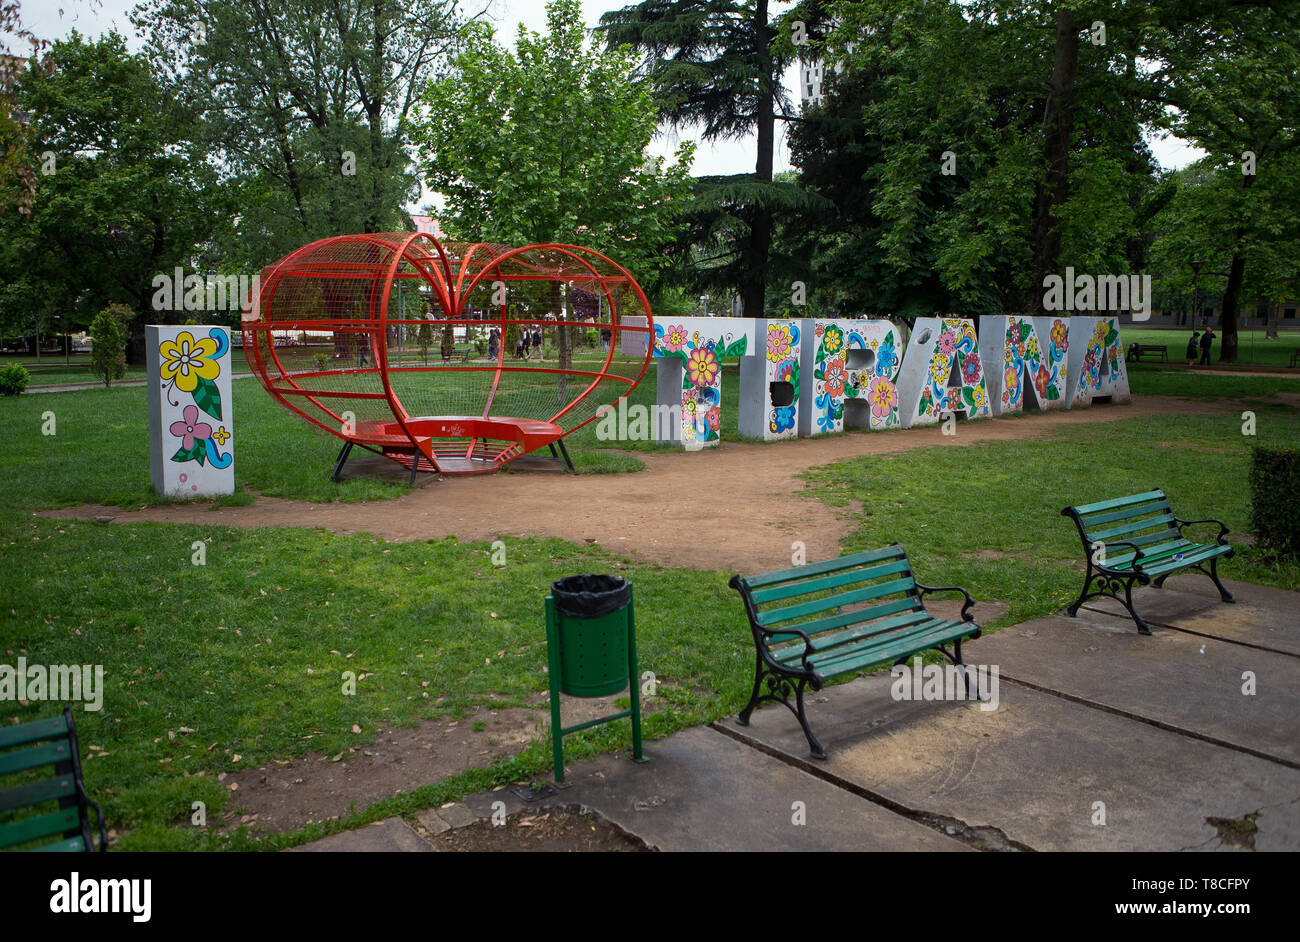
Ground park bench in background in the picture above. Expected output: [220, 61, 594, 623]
[0, 707, 106, 852]
[730, 544, 983, 759]
[1062, 488, 1234, 634]
[1127, 343, 1168, 362]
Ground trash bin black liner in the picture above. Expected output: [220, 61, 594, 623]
[551, 574, 630, 619]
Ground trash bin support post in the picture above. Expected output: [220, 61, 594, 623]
[544, 587, 644, 783]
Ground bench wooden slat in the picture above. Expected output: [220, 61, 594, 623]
[749, 558, 912, 605]
[808, 620, 978, 677]
[1077, 499, 1171, 529]
[757, 576, 918, 628]
[783, 610, 940, 662]
[0, 775, 76, 813]
[0, 807, 80, 850]
[0, 741, 72, 776]
[1088, 513, 1177, 542]
[1139, 543, 1233, 576]
[741, 544, 906, 590]
[762, 595, 923, 645]
[0, 715, 68, 750]
[31, 836, 90, 853]
[1071, 489, 1166, 516]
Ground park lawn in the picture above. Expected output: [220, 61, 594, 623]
[4, 350, 253, 388]
[0, 515, 750, 850]
[800, 405, 1300, 632]
[1120, 326, 1300, 368]
[0, 360, 756, 507]
[1126, 362, 1300, 400]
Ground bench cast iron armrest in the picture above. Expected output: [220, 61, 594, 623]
[1174, 517, 1231, 544]
[1089, 539, 1153, 576]
[914, 582, 976, 622]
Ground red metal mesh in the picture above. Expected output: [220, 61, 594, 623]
[242, 233, 654, 475]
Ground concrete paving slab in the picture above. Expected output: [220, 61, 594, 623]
[544, 726, 971, 852]
[1083, 577, 1300, 657]
[720, 672, 1300, 851]
[287, 816, 434, 852]
[973, 614, 1300, 766]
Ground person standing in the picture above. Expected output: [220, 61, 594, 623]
[1199, 327, 1214, 366]
[531, 328, 542, 362]
[1185, 331, 1199, 366]
[488, 328, 499, 361]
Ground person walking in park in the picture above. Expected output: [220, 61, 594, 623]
[532, 328, 543, 362]
[1199, 327, 1214, 366]
[488, 328, 499, 361]
[1186, 331, 1199, 367]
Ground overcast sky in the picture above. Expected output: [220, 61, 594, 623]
[11, 0, 1204, 194]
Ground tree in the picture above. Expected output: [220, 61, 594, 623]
[0, 31, 224, 361]
[89, 304, 129, 387]
[1159, 5, 1300, 361]
[600, 0, 824, 315]
[132, 0, 478, 269]
[0, 0, 51, 218]
[413, 0, 694, 383]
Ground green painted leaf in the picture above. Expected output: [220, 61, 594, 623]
[193, 377, 222, 421]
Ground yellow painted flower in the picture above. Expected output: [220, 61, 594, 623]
[212, 426, 231, 446]
[160, 331, 220, 392]
[929, 352, 949, 385]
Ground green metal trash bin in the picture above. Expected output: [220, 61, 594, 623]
[545, 575, 644, 781]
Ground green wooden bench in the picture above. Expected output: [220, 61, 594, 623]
[1062, 488, 1234, 634]
[1127, 343, 1168, 363]
[731, 543, 983, 759]
[0, 708, 106, 852]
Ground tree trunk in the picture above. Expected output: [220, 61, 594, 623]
[743, 0, 776, 317]
[1266, 298, 1279, 339]
[1218, 173, 1257, 363]
[553, 281, 569, 406]
[1027, 9, 1078, 313]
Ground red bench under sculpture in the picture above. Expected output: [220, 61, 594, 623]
[242, 232, 655, 479]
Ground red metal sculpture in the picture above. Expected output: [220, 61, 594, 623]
[242, 233, 654, 479]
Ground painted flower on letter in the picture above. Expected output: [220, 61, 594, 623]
[160, 331, 220, 393]
[822, 358, 847, 398]
[960, 351, 982, 386]
[766, 323, 794, 363]
[663, 324, 689, 352]
[868, 377, 897, 419]
[687, 347, 719, 387]
[170, 404, 213, 450]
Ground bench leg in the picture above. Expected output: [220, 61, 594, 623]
[1207, 556, 1235, 602]
[1122, 578, 1152, 635]
[331, 441, 353, 482]
[1069, 569, 1152, 634]
[794, 680, 827, 761]
[737, 653, 765, 726]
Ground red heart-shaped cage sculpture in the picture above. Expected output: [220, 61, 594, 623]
[242, 232, 655, 476]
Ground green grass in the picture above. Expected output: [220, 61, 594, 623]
[3, 351, 253, 388]
[1121, 326, 1300, 368]
[0, 517, 748, 850]
[1127, 362, 1300, 400]
[800, 406, 1300, 631]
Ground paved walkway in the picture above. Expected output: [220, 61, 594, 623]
[294, 577, 1300, 851]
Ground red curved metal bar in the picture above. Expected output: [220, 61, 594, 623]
[244, 232, 655, 478]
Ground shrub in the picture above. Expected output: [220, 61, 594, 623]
[0, 362, 30, 396]
[89, 304, 131, 387]
[1249, 447, 1300, 558]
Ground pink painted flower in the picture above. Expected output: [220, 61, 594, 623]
[868, 377, 897, 419]
[706, 406, 721, 431]
[170, 404, 212, 450]
[663, 324, 689, 352]
[936, 330, 957, 357]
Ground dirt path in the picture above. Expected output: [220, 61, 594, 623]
[46, 396, 1244, 574]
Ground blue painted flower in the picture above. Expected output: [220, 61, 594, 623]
[770, 406, 796, 434]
